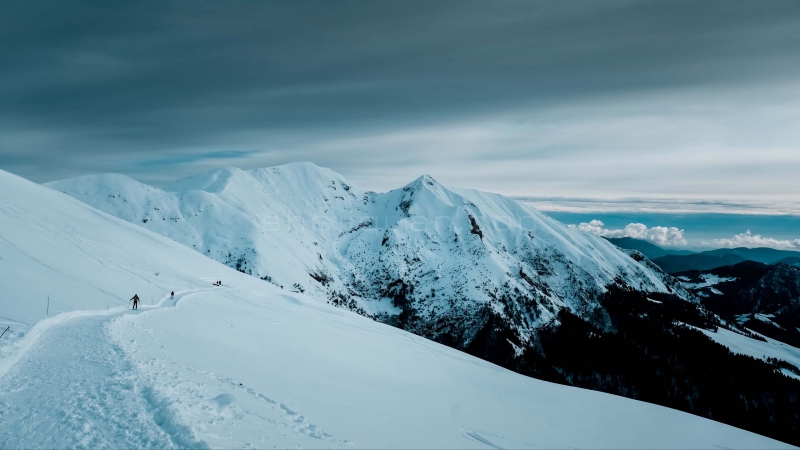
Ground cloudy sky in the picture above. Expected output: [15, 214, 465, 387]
[2, 1, 800, 223]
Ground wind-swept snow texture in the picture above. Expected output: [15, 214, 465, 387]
[48, 162, 689, 348]
[0, 169, 789, 447]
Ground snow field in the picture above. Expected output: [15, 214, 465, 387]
[0, 167, 791, 448]
[700, 326, 800, 374]
[108, 286, 789, 449]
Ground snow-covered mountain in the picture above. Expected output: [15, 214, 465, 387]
[48, 162, 688, 349]
[47, 164, 800, 445]
[1, 168, 786, 448]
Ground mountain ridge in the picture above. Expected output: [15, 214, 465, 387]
[605, 237, 694, 259]
[605, 236, 800, 273]
[48, 162, 686, 347]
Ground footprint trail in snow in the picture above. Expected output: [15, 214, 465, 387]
[0, 291, 207, 449]
[0, 288, 348, 449]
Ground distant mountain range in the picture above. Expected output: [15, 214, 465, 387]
[605, 237, 695, 259]
[606, 237, 800, 273]
[609, 236, 800, 349]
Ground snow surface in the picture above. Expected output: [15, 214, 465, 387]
[782, 369, 800, 381]
[48, 163, 689, 347]
[681, 274, 737, 290]
[0, 168, 790, 447]
[752, 313, 784, 328]
[699, 326, 800, 371]
[734, 313, 783, 329]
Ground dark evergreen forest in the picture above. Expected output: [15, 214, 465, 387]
[465, 286, 800, 445]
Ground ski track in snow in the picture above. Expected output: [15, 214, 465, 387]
[0, 290, 211, 449]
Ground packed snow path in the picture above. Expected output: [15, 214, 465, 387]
[0, 290, 210, 449]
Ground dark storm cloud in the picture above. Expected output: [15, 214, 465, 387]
[2, 0, 800, 192]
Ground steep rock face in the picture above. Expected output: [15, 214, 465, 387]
[48, 163, 686, 349]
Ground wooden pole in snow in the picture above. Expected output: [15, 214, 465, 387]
[0, 326, 9, 340]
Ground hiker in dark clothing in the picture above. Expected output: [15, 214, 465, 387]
[170, 291, 174, 299]
[130, 294, 140, 310]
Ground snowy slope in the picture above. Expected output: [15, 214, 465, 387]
[48, 163, 689, 349]
[0, 171, 232, 332]
[699, 327, 800, 376]
[0, 168, 789, 448]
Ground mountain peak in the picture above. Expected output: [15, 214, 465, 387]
[270, 161, 324, 172]
[401, 174, 447, 195]
[411, 174, 439, 187]
[163, 166, 245, 193]
[46, 173, 155, 197]
[418, 174, 437, 184]
[253, 161, 344, 183]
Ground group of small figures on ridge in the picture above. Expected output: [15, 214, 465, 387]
[129, 280, 223, 310]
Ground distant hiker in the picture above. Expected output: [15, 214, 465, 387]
[130, 294, 140, 310]
[170, 291, 174, 299]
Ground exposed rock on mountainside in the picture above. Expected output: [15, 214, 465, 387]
[48, 163, 683, 349]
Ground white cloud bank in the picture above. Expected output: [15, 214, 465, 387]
[572, 220, 687, 247]
[704, 230, 800, 250]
